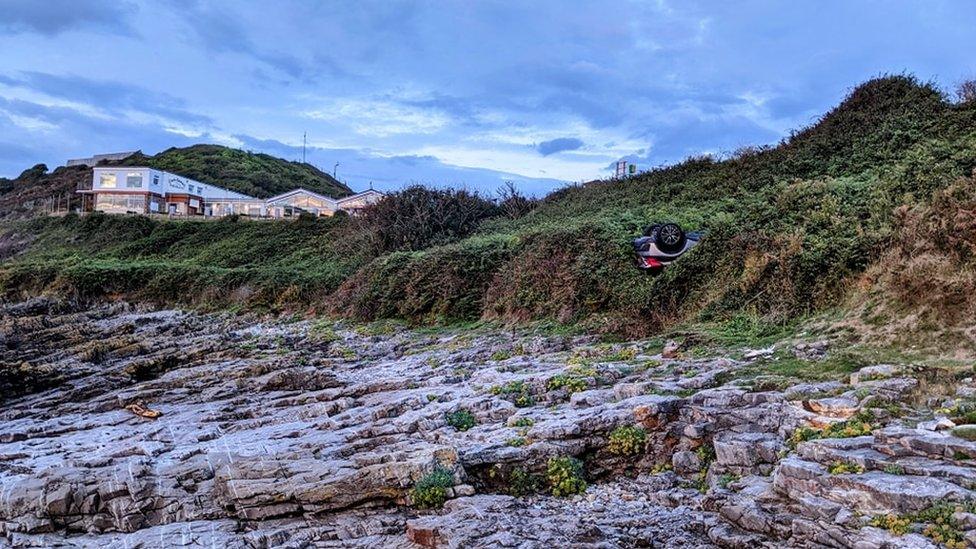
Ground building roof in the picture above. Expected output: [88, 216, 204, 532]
[265, 187, 337, 205]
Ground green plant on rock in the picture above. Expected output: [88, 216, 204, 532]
[490, 349, 513, 361]
[718, 473, 740, 489]
[827, 461, 865, 475]
[606, 425, 647, 456]
[605, 347, 638, 362]
[883, 463, 906, 475]
[510, 417, 534, 428]
[789, 418, 874, 448]
[446, 409, 476, 431]
[509, 466, 541, 497]
[506, 437, 528, 447]
[546, 456, 587, 497]
[869, 513, 911, 536]
[412, 466, 455, 509]
[650, 462, 673, 475]
[547, 373, 588, 394]
[490, 380, 535, 407]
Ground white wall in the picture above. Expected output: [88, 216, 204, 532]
[91, 167, 254, 200]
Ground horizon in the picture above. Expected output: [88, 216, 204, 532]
[1, 1, 975, 195]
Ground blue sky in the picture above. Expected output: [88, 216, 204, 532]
[1, 1, 974, 195]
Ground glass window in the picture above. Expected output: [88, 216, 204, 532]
[152, 175, 160, 186]
[95, 194, 146, 213]
[99, 173, 117, 188]
[126, 172, 142, 188]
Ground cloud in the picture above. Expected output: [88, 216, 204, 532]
[0, 0, 137, 35]
[0, 72, 212, 126]
[537, 137, 584, 156]
[231, 134, 565, 196]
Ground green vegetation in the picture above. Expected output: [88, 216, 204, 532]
[789, 417, 874, 448]
[827, 461, 865, 475]
[871, 501, 976, 548]
[411, 466, 455, 509]
[114, 145, 350, 198]
[490, 380, 535, 407]
[606, 425, 647, 456]
[546, 456, 587, 497]
[4, 76, 976, 343]
[508, 466, 542, 497]
[445, 409, 476, 431]
[883, 464, 906, 475]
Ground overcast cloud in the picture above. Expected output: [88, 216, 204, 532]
[1, 1, 974, 194]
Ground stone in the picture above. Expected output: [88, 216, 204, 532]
[850, 364, 900, 385]
[672, 451, 702, 474]
[661, 339, 681, 359]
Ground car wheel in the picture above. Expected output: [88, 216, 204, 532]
[642, 224, 660, 238]
[655, 222, 686, 253]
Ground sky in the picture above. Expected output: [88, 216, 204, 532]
[0, 1, 974, 196]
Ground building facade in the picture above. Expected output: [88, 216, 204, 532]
[82, 167, 383, 218]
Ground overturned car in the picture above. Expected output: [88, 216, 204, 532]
[633, 222, 701, 272]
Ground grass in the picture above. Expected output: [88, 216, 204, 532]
[3, 76, 976, 342]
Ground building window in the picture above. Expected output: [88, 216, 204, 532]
[99, 173, 118, 188]
[152, 175, 160, 186]
[95, 194, 146, 213]
[126, 172, 143, 188]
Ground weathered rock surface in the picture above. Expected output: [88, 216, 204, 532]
[2, 300, 976, 548]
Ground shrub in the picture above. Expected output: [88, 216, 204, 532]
[546, 456, 587, 497]
[789, 418, 874, 448]
[509, 466, 541, 496]
[351, 185, 500, 253]
[883, 464, 906, 475]
[547, 373, 588, 394]
[490, 380, 535, 407]
[446, 409, 476, 431]
[411, 466, 455, 509]
[827, 461, 865, 475]
[869, 514, 911, 536]
[606, 425, 647, 456]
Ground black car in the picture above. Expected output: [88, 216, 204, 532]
[632, 222, 701, 272]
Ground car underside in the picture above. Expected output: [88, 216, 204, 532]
[632, 222, 702, 272]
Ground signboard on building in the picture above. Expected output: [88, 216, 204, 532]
[615, 160, 627, 178]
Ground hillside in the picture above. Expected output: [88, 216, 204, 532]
[109, 144, 352, 199]
[0, 164, 91, 220]
[2, 76, 975, 346]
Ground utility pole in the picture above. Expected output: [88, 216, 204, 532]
[302, 132, 306, 164]
[333, 162, 339, 180]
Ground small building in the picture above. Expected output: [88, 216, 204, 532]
[66, 151, 139, 168]
[80, 166, 383, 218]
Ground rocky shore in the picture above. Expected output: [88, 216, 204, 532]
[2, 300, 975, 548]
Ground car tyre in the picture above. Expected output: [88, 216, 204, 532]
[655, 222, 686, 253]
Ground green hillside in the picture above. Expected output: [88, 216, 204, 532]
[2, 76, 975, 345]
[110, 144, 352, 199]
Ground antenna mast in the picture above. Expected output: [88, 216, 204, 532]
[302, 132, 306, 164]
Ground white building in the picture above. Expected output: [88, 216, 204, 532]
[81, 167, 383, 217]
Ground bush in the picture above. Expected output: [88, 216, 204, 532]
[446, 409, 476, 431]
[490, 380, 535, 407]
[351, 185, 500, 253]
[509, 466, 541, 496]
[607, 425, 647, 456]
[546, 456, 587, 497]
[411, 466, 455, 509]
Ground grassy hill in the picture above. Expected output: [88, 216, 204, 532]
[2, 76, 975, 346]
[110, 144, 352, 199]
[0, 164, 91, 220]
